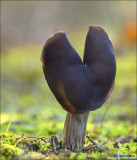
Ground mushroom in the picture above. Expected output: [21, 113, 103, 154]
[41, 25, 116, 151]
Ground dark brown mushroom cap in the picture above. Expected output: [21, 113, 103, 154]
[41, 25, 116, 114]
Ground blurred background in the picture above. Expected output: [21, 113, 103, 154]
[1, 1, 136, 139]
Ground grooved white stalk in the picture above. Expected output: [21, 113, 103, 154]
[63, 111, 89, 151]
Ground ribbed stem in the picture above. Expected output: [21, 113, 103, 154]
[63, 111, 89, 151]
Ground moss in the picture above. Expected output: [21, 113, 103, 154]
[0, 143, 24, 160]
[87, 152, 107, 160]
[0, 133, 50, 159]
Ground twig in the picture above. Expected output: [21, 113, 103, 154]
[50, 135, 61, 150]
[27, 136, 46, 142]
[100, 102, 110, 133]
[86, 136, 102, 152]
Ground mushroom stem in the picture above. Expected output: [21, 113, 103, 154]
[63, 111, 89, 151]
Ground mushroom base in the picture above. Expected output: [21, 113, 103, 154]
[63, 111, 89, 151]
